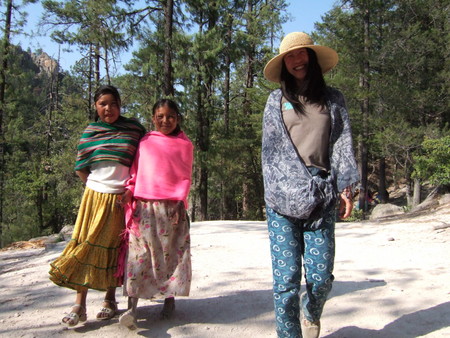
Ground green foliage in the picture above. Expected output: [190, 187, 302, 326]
[41, 0, 129, 50]
[2, 0, 449, 246]
[0, 44, 87, 246]
[342, 208, 364, 222]
[413, 135, 450, 186]
[117, 0, 288, 220]
[314, 0, 449, 204]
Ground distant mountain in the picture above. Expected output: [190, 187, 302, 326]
[30, 51, 58, 75]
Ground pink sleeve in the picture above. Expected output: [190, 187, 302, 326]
[125, 146, 140, 194]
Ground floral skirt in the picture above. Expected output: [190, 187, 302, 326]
[49, 187, 124, 291]
[123, 200, 191, 299]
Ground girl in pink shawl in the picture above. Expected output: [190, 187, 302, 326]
[118, 99, 194, 330]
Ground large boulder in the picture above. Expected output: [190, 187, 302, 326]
[59, 225, 74, 241]
[369, 203, 404, 220]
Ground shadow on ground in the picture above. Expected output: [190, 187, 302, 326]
[323, 302, 450, 338]
[68, 279, 388, 337]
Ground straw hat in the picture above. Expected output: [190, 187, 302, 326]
[263, 32, 338, 83]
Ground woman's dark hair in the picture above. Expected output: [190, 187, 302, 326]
[93, 85, 121, 121]
[152, 98, 182, 135]
[280, 48, 327, 114]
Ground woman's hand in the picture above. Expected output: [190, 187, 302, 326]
[339, 187, 353, 219]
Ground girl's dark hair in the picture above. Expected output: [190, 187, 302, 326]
[280, 48, 327, 114]
[94, 85, 121, 104]
[93, 85, 121, 121]
[152, 98, 182, 135]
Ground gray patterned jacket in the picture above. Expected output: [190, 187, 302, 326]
[262, 88, 359, 220]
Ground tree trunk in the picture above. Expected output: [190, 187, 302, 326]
[413, 178, 421, 207]
[358, 4, 370, 217]
[405, 166, 413, 207]
[223, 14, 232, 134]
[88, 44, 94, 120]
[163, 0, 174, 96]
[241, 0, 255, 219]
[358, 133, 368, 213]
[220, 14, 234, 219]
[94, 46, 101, 85]
[195, 61, 208, 220]
[199, 166, 208, 220]
[0, 0, 13, 247]
[37, 188, 44, 231]
[190, 168, 197, 222]
[104, 47, 110, 84]
[194, 7, 218, 221]
[378, 157, 389, 203]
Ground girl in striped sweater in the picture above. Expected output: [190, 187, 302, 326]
[49, 85, 145, 327]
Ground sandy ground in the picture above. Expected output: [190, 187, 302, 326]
[0, 202, 449, 338]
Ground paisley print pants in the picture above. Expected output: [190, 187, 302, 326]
[266, 206, 335, 338]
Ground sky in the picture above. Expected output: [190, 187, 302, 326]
[13, 0, 336, 74]
[283, 0, 336, 34]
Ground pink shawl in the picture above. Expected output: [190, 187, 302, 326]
[126, 130, 193, 207]
[115, 131, 194, 282]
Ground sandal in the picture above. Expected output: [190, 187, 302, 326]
[96, 299, 117, 320]
[119, 309, 137, 330]
[61, 304, 87, 327]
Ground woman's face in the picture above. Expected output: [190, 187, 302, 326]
[152, 105, 180, 135]
[283, 47, 309, 83]
[95, 94, 120, 124]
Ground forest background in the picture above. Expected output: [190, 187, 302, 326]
[0, 0, 448, 248]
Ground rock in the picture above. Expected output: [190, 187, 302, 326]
[29, 234, 61, 244]
[30, 52, 58, 74]
[45, 241, 67, 251]
[2, 234, 61, 251]
[369, 203, 404, 220]
[439, 193, 450, 206]
[59, 225, 74, 241]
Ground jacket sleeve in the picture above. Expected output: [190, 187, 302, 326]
[328, 89, 360, 192]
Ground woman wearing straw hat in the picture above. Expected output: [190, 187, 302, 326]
[261, 32, 359, 338]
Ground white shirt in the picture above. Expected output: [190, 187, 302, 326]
[86, 161, 130, 194]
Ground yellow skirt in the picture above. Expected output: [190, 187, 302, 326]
[49, 187, 125, 291]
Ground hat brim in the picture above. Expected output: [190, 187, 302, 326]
[263, 45, 338, 83]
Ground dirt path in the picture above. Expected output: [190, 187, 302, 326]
[1, 203, 449, 337]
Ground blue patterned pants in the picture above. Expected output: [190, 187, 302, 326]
[266, 206, 336, 338]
